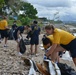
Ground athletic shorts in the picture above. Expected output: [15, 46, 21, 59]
[30, 37, 39, 45]
[60, 38, 76, 58]
[0, 30, 9, 38]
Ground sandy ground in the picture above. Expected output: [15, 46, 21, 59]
[0, 34, 76, 75]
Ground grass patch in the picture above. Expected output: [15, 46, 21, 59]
[8, 20, 22, 27]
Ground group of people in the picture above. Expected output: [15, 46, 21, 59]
[0, 17, 41, 56]
[12, 20, 41, 56]
[0, 16, 76, 66]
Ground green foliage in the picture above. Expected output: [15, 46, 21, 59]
[0, 0, 4, 14]
[0, 0, 4, 8]
[8, 20, 22, 26]
[20, 2, 38, 19]
[18, 14, 26, 20]
[20, 16, 31, 25]
[0, 0, 38, 23]
[0, 0, 38, 21]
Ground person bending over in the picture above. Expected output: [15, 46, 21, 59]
[44, 25, 76, 66]
[13, 25, 30, 55]
[42, 35, 62, 62]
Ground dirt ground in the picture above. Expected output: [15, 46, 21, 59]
[0, 34, 76, 75]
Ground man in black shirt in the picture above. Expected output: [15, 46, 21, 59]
[13, 25, 30, 55]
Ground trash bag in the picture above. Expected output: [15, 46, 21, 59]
[19, 39, 26, 54]
[57, 63, 76, 75]
[24, 39, 30, 45]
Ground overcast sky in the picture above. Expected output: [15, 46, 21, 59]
[26, 0, 76, 21]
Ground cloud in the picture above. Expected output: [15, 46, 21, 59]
[25, 0, 76, 21]
[28, 0, 71, 7]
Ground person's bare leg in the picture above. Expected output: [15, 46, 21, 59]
[55, 52, 60, 62]
[17, 43, 20, 52]
[5, 37, 8, 46]
[72, 58, 76, 66]
[55, 45, 66, 52]
[16, 40, 20, 52]
[35, 45, 38, 54]
[30, 45, 33, 55]
[50, 45, 66, 62]
[55, 45, 76, 65]
[51, 52, 59, 62]
[57, 55, 60, 62]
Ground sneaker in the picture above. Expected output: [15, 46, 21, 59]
[4, 45, 8, 47]
[35, 54, 39, 57]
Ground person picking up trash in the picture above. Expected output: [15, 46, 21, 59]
[44, 25, 76, 66]
[13, 25, 30, 56]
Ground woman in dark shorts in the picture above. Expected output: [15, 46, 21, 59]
[44, 25, 76, 66]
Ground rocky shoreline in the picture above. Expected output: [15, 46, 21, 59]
[0, 34, 76, 75]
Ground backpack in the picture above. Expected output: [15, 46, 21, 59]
[26, 25, 39, 39]
[57, 63, 76, 75]
[26, 30, 34, 38]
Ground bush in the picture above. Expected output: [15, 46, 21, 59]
[20, 16, 31, 25]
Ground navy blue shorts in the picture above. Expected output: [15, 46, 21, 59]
[0, 30, 9, 38]
[30, 37, 39, 45]
[60, 38, 76, 58]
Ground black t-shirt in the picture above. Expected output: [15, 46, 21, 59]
[15, 26, 24, 34]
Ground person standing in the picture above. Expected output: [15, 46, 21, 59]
[12, 20, 17, 31]
[30, 21, 41, 56]
[8, 20, 18, 40]
[0, 16, 9, 47]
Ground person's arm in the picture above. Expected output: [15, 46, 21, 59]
[20, 33, 23, 38]
[4, 21, 9, 29]
[17, 30, 20, 38]
[46, 30, 60, 57]
[5, 22, 10, 29]
[28, 28, 32, 31]
[46, 43, 58, 57]
[5, 26, 9, 29]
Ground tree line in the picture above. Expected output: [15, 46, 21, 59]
[0, 0, 38, 25]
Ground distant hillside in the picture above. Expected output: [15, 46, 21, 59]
[63, 21, 76, 26]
